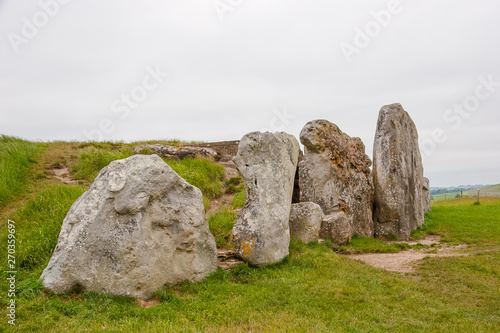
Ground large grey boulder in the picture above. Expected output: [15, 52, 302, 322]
[423, 177, 432, 213]
[232, 132, 300, 267]
[41, 154, 217, 299]
[373, 103, 425, 238]
[299, 120, 374, 237]
[319, 212, 353, 245]
[289, 202, 324, 243]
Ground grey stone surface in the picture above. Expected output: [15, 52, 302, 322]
[133, 144, 220, 161]
[41, 154, 217, 299]
[319, 212, 353, 245]
[289, 202, 324, 243]
[299, 120, 374, 237]
[231, 132, 300, 267]
[372, 103, 425, 238]
[423, 177, 432, 213]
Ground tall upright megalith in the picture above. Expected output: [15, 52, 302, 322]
[372, 103, 425, 238]
[299, 120, 374, 237]
[232, 132, 300, 267]
[423, 177, 432, 213]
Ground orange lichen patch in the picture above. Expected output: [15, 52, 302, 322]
[339, 200, 348, 214]
[239, 238, 256, 258]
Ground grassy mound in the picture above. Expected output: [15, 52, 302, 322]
[1, 139, 499, 332]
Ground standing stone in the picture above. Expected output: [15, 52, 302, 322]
[41, 154, 217, 299]
[373, 103, 425, 238]
[319, 212, 353, 245]
[289, 202, 324, 243]
[423, 177, 432, 213]
[299, 120, 374, 237]
[232, 132, 300, 267]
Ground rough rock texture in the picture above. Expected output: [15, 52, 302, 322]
[232, 132, 300, 267]
[319, 212, 353, 245]
[41, 154, 217, 299]
[299, 120, 374, 237]
[423, 177, 432, 213]
[292, 151, 304, 204]
[289, 202, 324, 243]
[373, 103, 425, 238]
[133, 144, 220, 161]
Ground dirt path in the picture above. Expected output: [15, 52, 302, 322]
[206, 193, 236, 217]
[48, 166, 78, 185]
[187, 141, 242, 217]
[347, 235, 469, 273]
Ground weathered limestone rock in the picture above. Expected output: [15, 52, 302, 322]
[41, 154, 217, 299]
[133, 144, 220, 161]
[373, 103, 425, 238]
[423, 177, 432, 213]
[299, 120, 374, 237]
[319, 212, 353, 245]
[232, 132, 300, 267]
[289, 202, 324, 243]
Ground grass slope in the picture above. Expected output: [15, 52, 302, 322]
[433, 183, 500, 201]
[0, 138, 499, 332]
[465, 184, 500, 198]
[0, 136, 44, 206]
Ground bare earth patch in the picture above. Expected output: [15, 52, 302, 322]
[206, 193, 236, 217]
[347, 235, 469, 273]
[134, 297, 161, 308]
[48, 166, 78, 185]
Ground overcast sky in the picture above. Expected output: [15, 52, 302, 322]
[1, 0, 499, 187]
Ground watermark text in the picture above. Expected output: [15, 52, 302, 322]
[6, 220, 17, 326]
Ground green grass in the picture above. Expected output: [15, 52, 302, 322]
[207, 209, 238, 248]
[427, 198, 500, 246]
[1, 185, 86, 283]
[334, 235, 411, 254]
[1, 140, 499, 332]
[1, 197, 497, 332]
[2, 230, 499, 332]
[166, 158, 225, 199]
[232, 189, 246, 209]
[0, 136, 44, 206]
[73, 147, 133, 182]
[225, 177, 244, 194]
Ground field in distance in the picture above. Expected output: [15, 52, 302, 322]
[432, 183, 500, 201]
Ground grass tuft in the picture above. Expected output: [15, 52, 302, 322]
[207, 209, 237, 248]
[225, 177, 244, 194]
[232, 190, 246, 209]
[166, 158, 225, 199]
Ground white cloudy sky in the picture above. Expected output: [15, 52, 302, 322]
[1, 0, 499, 187]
